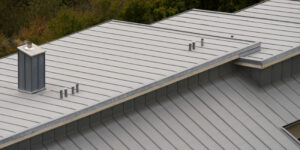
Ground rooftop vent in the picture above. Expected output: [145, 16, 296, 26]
[18, 42, 46, 94]
[189, 42, 196, 51]
[192, 41, 196, 50]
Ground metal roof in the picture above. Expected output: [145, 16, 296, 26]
[237, 0, 300, 24]
[26, 70, 300, 150]
[0, 20, 259, 148]
[152, 9, 300, 69]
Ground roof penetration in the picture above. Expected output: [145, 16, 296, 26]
[0, 20, 260, 148]
[153, 9, 300, 68]
[237, 0, 300, 24]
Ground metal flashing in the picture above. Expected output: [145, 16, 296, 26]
[18, 43, 46, 57]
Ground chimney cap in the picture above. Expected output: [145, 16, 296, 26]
[18, 42, 45, 57]
[27, 41, 32, 48]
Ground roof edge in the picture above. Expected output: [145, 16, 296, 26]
[234, 0, 270, 14]
[236, 45, 300, 69]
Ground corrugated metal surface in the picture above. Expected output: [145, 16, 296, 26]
[19, 65, 300, 150]
[0, 20, 259, 148]
[152, 9, 300, 68]
[237, 0, 300, 24]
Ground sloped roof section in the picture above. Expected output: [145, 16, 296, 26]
[0, 20, 259, 148]
[28, 71, 300, 150]
[237, 0, 300, 24]
[153, 9, 300, 68]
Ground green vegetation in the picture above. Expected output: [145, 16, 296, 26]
[0, 0, 262, 57]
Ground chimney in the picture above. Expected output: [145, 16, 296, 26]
[18, 42, 46, 93]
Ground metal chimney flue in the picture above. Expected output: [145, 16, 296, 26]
[27, 41, 32, 49]
[18, 42, 46, 94]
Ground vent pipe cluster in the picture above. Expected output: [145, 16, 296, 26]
[189, 41, 196, 51]
[188, 39, 204, 51]
[60, 83, 79, 99]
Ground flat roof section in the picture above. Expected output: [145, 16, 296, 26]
[237, 0, 300, 24]
[153, 9, 300, 68]
[0, 20, 259, 148]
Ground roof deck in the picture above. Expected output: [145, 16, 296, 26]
[153, 9, 300, 68]
[0, 20, 259, 148]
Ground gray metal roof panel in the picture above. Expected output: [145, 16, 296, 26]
[237, 0, 300, 24]
[31, 71, 300, 150]
[153, 9, 300, 68]
[0, 20, 259, 148]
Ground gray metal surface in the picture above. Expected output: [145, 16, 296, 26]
[152, 9, 300, 68]
[15, 65, 300, 150]
[18, 50, 45, 93]
[0, 20, 259, 148]
[244, 54, 300, 86]
[237, 0, 300, 24]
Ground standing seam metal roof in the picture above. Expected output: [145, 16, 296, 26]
[0, 20, 259, 148]
[237, 0, 300, 24]
[27, 70, 300, 150]
[153, 7, 300, 68]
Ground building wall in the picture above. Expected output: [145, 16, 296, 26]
[241, 55, 300, 86]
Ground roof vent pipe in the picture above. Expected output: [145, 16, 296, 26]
[76, 83, 79, 93]
[18, 42, 46, 94]
[72, 87, 75, 95]
[64, 89, 68, 97]
[189, 43, 192, 51]
[201, 38, 204, 47]
[192, 41, 196, 50]
[60, 90, 63, 99]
